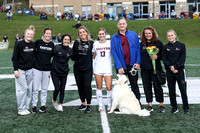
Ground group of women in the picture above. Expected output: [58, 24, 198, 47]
[12, 23, 189, 115]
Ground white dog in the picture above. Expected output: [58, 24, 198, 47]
[108, 74, 150, 116]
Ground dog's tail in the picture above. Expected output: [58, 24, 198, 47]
[136, 109, 150, 116]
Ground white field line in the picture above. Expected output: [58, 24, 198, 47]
[100, 109, 111, 133]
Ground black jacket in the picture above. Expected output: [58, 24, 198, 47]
[51, 44, 72, 77]
[71, 40, 93, 71]
[34, 39, 54, 71]
[140, 40, 163, 70]
[12, 40, 36, 71]
[162, 41, 186, 70]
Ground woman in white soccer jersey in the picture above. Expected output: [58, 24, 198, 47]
[92, 28, 112, 112]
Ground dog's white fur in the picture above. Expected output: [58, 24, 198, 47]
[108, 74, 150, 116]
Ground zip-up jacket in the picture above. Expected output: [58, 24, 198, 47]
[162, 41, 186, 70]
[140, 40, 163, 70]
[51, 44, 72, 77]
[111, 30, 141, 70]
[34, 39, 54, 71]
[12, 40, 36, 71]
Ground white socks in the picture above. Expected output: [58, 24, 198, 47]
[96, 89, 103, 106]
[96, 89, 112, 107]
[107, 90, 112, 107]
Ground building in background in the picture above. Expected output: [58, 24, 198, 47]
[29, 0, 200, 19]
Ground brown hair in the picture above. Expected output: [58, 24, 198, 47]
[97, 28, 106, 34]
[141, 26, 158, 44]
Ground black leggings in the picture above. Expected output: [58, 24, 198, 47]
[52, 75, 67, 104]
[74, 68, 92, 104]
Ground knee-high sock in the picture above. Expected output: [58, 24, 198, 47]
[96, 89, 103, 106]
[107, 90, 112, 106]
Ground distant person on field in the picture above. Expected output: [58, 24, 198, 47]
[15, 33, 21, 44]
[57, 33, 62, 43]
[6, 10, 13, 21]
[2, 34, 8, 43]
[193, 10, 199, 19]
[162, 29, 189, 114]
[72, 21, 82, 29]
[56, 10, 61, 20]
[30, 3, 34, 16]
[40, 11, 47, 20]
[51, 34, 57, 43]
[161, 11, 165, 19]
[11, 25, 36, 116]
[171, 10, 176, 19]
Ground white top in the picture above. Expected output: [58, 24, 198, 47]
[92, 40, 112, 74]
[57, 11, 61, 16]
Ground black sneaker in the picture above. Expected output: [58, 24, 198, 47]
[158, 106, 165, 113]
[146, 106, 154, 112]
[184, 109, 189, 114]
[84, 106, 91, 113]
[32, 106, 38, 114]
[39, 106, 47, 113]
[171, 108, 179, 114]
[77, 104, 86, 111]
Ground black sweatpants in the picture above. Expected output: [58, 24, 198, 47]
[141, 69, 164, 103]
[117, 65, 141, 101]
[74, 68, 92, 104]
[52, 75, 67, 104]
[166, 69, 189, 110]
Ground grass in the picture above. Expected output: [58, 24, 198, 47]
[0, 78, 200, 133]
[0, 12, 200, 50]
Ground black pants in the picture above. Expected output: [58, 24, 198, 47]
[141, 69, 164, 103]
[117, 65, 141, 101]
[74, 68, 92, 104]
[52, 75, 67, 104]
[166, 69, 189, 110]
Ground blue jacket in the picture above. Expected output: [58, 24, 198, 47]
[111, 30, 141, 70]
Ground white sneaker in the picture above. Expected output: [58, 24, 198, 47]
[99, 106, 104, 112]
[57, 105, 63, 112]
[18, 111, 29, 116]
[52, 100, 58, 111]
[25, 110, 31, 114]
[107, 106, 111, 112]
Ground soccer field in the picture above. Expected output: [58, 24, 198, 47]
[0, 48, 200, 133]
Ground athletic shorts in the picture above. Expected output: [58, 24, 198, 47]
[94, 72, 112, 76]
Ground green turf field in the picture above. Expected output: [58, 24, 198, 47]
[0, 12, 200, 133]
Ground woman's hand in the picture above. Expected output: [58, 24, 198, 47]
[14, 70, 19, 78]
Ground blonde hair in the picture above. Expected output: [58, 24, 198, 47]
[77, 26, 92, 43]
[167, 29, 178, 41]
[141, 26, 158, 44]
[25, 25, 35, 34]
